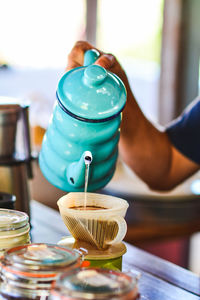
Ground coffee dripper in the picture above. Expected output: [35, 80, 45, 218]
[57, 192, 129, 271]
[39, 49, 126, 192]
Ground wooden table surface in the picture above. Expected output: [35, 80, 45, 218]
[30, 200, 200, 300]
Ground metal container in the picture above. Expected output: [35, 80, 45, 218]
[0, 97, 33, 216]
[0, 104, 21, 158]
[0, 192, 16, 209]
[0, 162, 31, 214]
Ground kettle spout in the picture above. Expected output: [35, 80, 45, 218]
[67, 151, 93, 188]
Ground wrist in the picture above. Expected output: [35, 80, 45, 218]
[121, 92, 143, 135]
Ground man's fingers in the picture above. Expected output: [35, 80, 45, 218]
[67, 40, 93, 69]
[95, 54, 115, 69]
[66, 41, 116, 72]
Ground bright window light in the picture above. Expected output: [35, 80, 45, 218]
[97, 0, 163, 63]
[0, 0, 86, 68]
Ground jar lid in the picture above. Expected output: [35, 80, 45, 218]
[56, 65, 126, 122]
[0, 209, 29, 231]
[2, 244, 81, 276]
[51, 268, 138, 299]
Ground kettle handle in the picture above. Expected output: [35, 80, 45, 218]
[84, 49, 100, 66]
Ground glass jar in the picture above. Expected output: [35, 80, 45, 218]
[0, 209, 30, 258]
[49, 268, 139, 300]
[0, 243, 82, 300]
[58, 236, 127, 271]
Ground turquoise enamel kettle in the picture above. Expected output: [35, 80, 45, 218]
[39, 49, 126, 192]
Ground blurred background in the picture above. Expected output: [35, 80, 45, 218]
[0, 0, 200, 274]
[0, 0, 163, 125]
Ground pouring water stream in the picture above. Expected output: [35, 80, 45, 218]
[84, 151, 93, 208]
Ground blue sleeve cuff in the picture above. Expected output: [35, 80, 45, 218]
[166, 98, 200, 165]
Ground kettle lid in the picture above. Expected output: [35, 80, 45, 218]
[56, 64, 126, 122]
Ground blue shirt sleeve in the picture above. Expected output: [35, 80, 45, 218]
[166, 97, 200, 165]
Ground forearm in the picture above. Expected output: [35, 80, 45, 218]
[99, 56, 175, 190]
[119, 91, 173, 191]
[119, 90, 200, 190]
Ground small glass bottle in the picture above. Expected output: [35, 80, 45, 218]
[0, 209, 30, 258]
[49, 267, 139, 300]
[0, 243, 82, 300]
